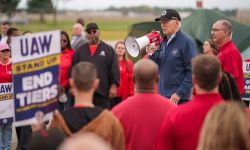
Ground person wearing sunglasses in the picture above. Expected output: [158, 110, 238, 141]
[0, 43, 12, 150]
[59, 31, 75, 110]
[70, 22, 120, 109]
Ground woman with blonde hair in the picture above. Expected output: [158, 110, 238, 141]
[110, 41, 134, 108]
[197, 102, 250, 150]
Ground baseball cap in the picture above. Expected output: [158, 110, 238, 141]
[155, 9, 181, 22]
[85, 23, 99, 32]
[0, 43, 10, 51]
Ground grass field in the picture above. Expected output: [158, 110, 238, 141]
[15, 17, 152, 40]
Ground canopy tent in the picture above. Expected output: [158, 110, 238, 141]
[182, 9, 250, 53]
[127, 9, 250, 55]
[128, 21, 162, 38]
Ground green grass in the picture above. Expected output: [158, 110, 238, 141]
[15, 17, 150, 40]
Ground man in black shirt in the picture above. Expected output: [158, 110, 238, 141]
[71, 22, 120, 108]
[51, 62, 124, 150]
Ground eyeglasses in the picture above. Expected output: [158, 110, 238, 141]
[87, 30, 97, 34]
[211, 28, 226, 32]
[61, 39, 68, 43]
[0, 49, 10, 53]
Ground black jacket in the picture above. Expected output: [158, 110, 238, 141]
[71, 41, 120, 97]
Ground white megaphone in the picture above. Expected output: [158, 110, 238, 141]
[125, 31, 162, 57]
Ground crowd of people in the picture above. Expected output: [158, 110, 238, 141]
[0, 8, 249, 150]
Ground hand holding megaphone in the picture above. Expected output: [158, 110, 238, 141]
[125, 31, 162, 57]
[146, 42, 160, 56]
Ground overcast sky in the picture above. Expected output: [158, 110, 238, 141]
[19, 0, 250, 10]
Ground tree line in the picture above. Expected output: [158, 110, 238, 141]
[0, 0, 237, 23]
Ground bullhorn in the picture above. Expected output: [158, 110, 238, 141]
[124, 31, 162, 57]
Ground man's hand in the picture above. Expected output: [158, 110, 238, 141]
[31, 116, 45, 132]
[109, 84, 117, 98]
[146, 43, 159, 55]
[58, 86, 65, 96]
[170, 93, 181, 104]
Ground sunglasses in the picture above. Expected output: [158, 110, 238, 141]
[87, 30, 97, 34]
[61, 39, 68, 43]
[0, 49, 10, 53]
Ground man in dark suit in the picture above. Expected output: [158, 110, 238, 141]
[0, 21, 11, 43]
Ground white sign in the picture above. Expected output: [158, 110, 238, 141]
[0, 83, 14, 124]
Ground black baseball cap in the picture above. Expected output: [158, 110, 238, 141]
[85, 22, 99, 32]
[155, 9, 181, 22]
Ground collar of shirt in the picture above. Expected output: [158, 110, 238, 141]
[219, 40, 233, 53]
[166, 33, 176, 45]
[0, 58, 11, 65]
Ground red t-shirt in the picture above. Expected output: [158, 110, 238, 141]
[116, 59, 134, 100]
[156, 93, 223, 150]
[60, 48, 75, 87]
[0, 60, 12, 83]
[112, 93, 175, 150]
[218, 40, 244, 95]
[89, 44, 98, 56]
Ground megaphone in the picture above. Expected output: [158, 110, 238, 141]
[125, 31, 162, 57]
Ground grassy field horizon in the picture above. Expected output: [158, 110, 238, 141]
[15, 16, 153, 41]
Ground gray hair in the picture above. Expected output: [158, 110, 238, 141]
[219, 19, 232, 35]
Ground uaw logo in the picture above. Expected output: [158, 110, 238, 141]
[162, 10, 167, 16]
[99, 51, 106, 56]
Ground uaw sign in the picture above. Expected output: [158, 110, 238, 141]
[11, 30, 60, 127]
[0, 83, 14, 125]
[243, 62, 250, 101]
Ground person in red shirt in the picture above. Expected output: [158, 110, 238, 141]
[58, 31, 75, 110]
[112, 59, 176, 150]
[110, 41, 134, 108]
[0, 43, 12, 150]
[156, 55, 224, 150]
[202, 39, 242, 102]
[211, 19, 244, 95]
